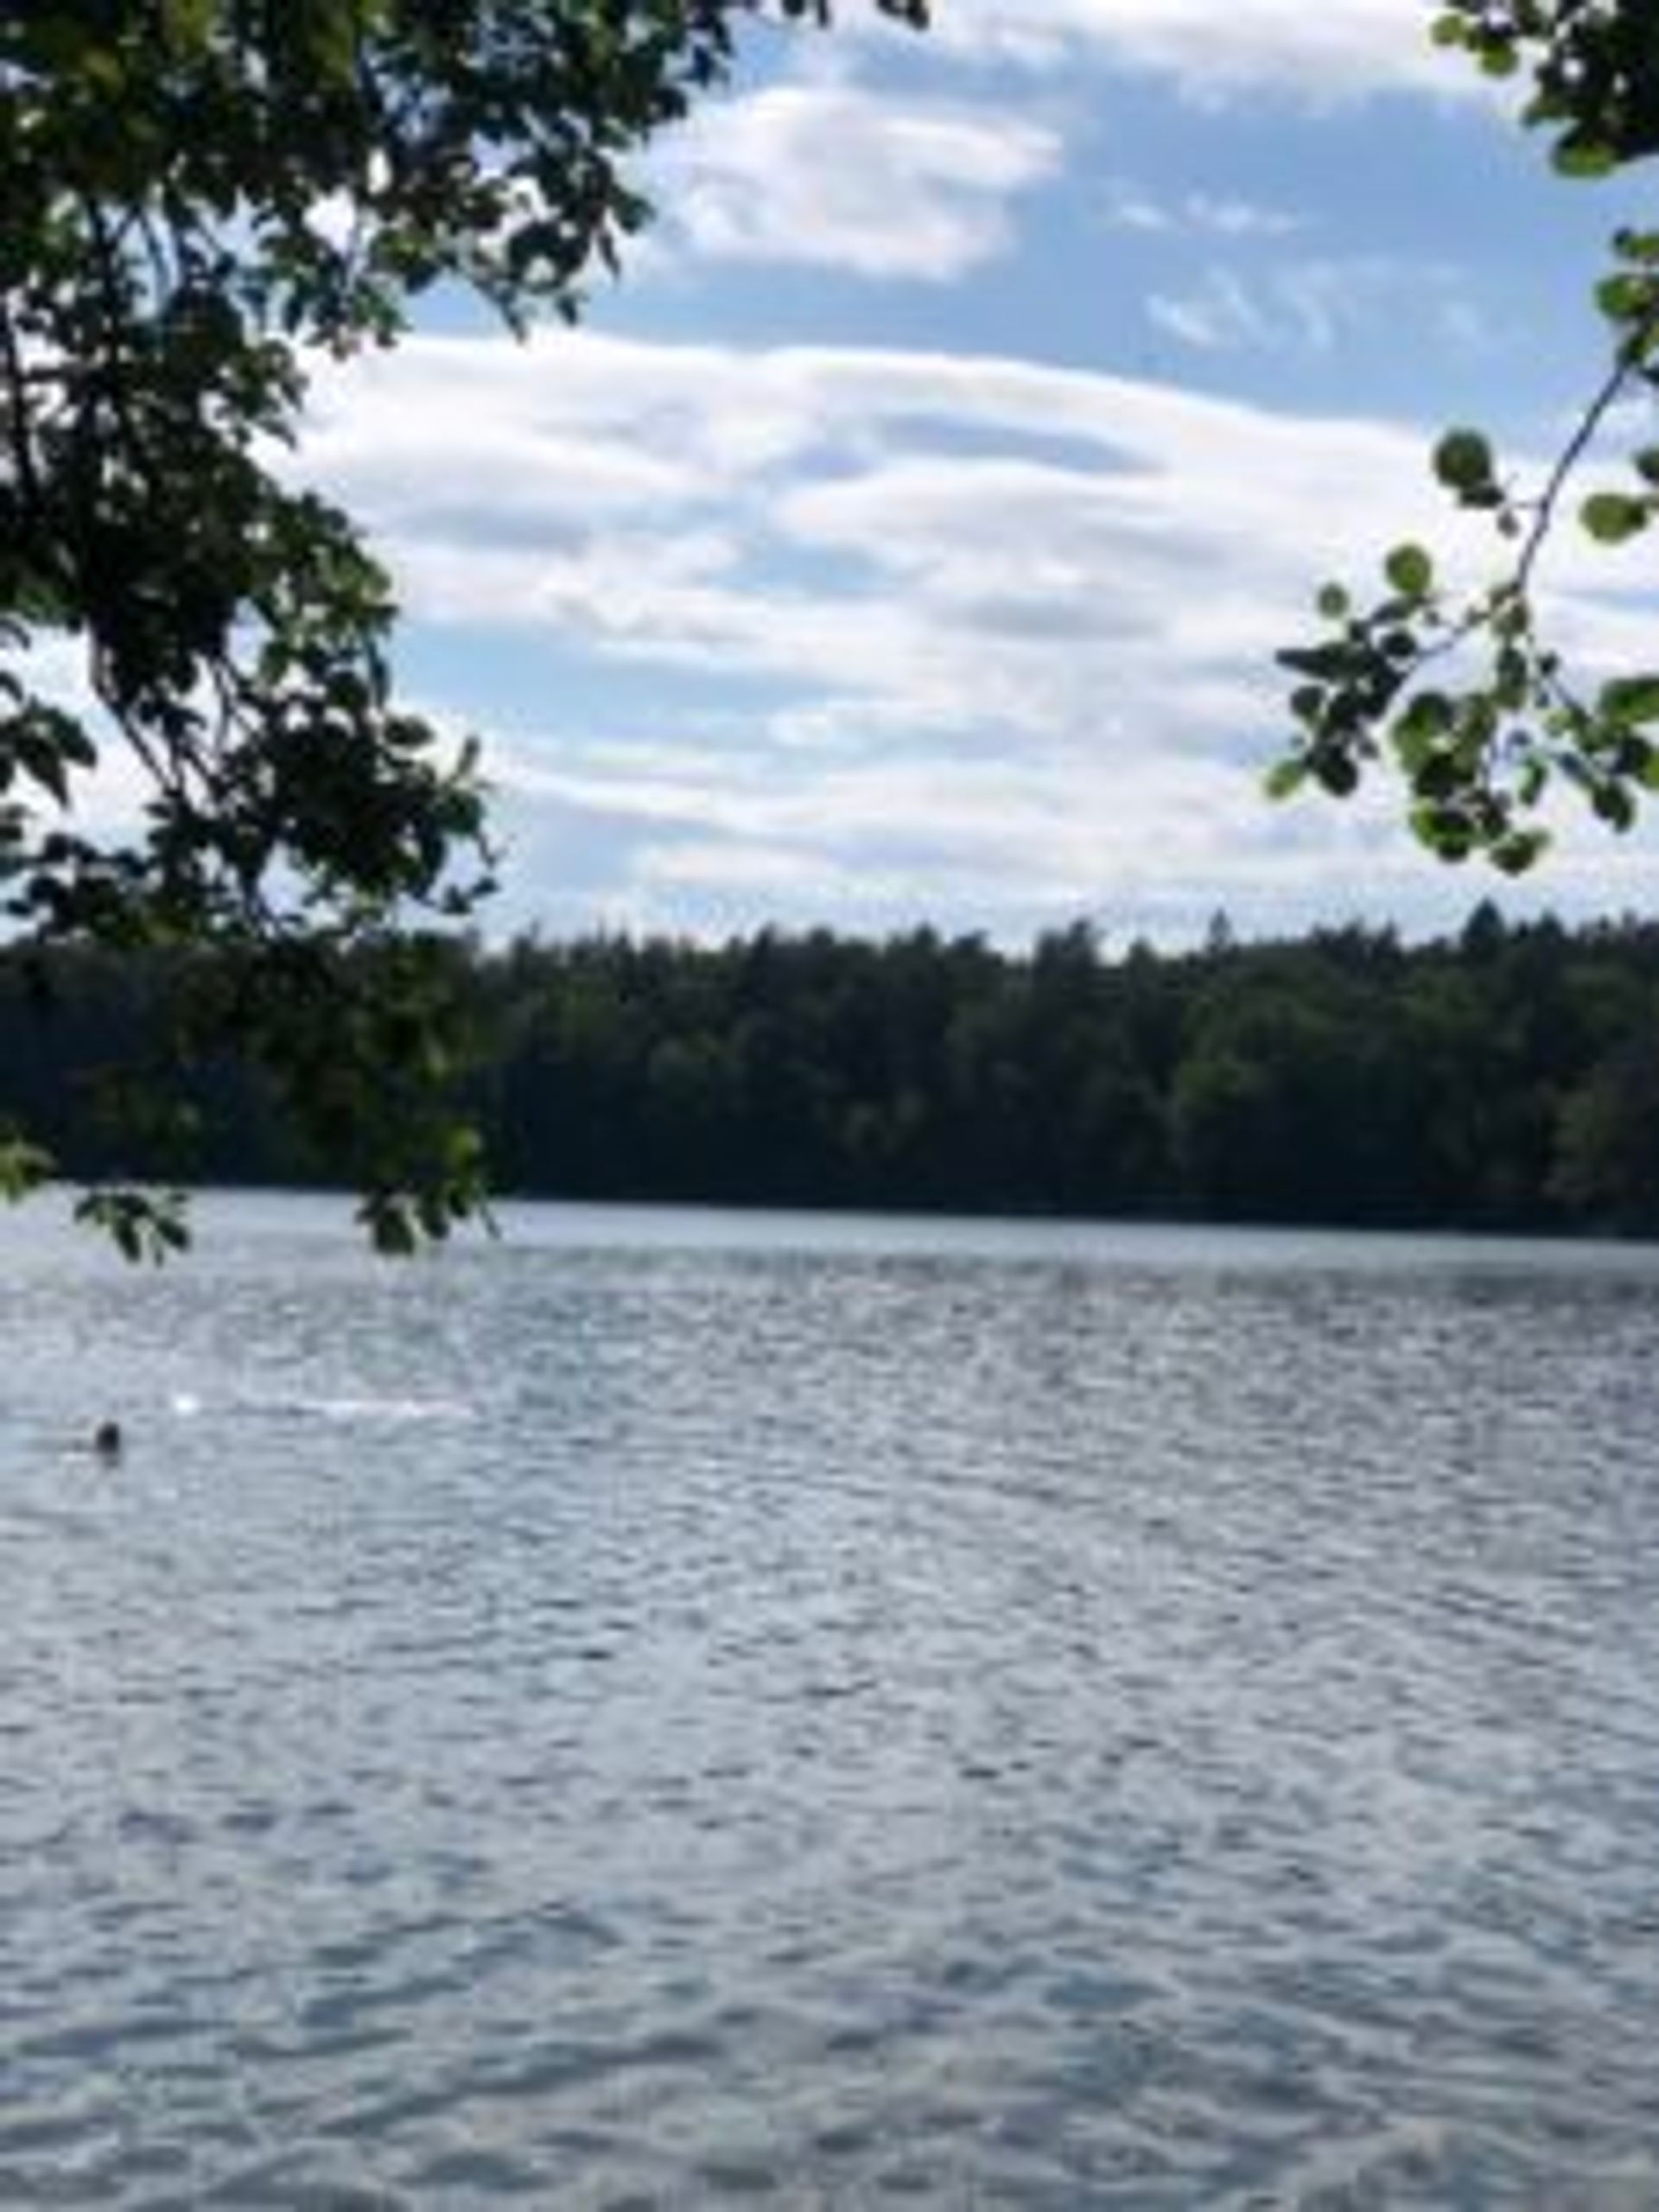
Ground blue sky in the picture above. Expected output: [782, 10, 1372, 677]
[302, 0, 1656, 949]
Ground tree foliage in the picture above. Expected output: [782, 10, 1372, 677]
[13, 906, 1659, 1236]
[0, 0, 923, 1250]
[1273, 0, 1659, 874]
[9, 3, 1657, 1254]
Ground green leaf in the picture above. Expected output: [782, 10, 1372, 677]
[1395, 690, 1455, 743]
[1592, 781, 1637, 830]
[1409, 803, 1472, 861]
[1491, 828, 1548, 876]
[1276, 643, 1354, 682]
[1383, 543, 1433, 597]
[1582, 492, 1651, 544]
[1433, 428, 1494, 494]
[1597, 272, 1657, 325]
[73, 1187, 192, 1264]
[1288, 684, 1324, 725]
[0, 1135, 53, 1203]
[1411, 751, 1464, 801]
[160, 0, 215, 51]
[1262, 758, 1309, 801]
[1493, 646, 1529, 711]
[1599, 675, 1659, 726]
[1554, 140, 1618, 179]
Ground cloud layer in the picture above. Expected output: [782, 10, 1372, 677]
[849, 0, 1469, 102]
[293, 323, 1653, 944]
[12, 0, 1643, 961]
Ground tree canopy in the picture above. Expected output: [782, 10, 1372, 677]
[14, 906, 1659, 1236]
[1274, 1, 1659, 874]
[0, 1, 923, 1251]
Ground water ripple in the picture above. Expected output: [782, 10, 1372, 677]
[6, 1200, 1659, 2201]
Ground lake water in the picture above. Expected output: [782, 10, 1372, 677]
[6, 1194, 1659, 2207]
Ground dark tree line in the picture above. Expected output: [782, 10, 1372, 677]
[9, 901, 1659, 1238]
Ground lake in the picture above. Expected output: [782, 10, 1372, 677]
[5, 1193, 1659, 2207]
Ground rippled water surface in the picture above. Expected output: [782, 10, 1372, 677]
[7, 1195, 1659, 2206]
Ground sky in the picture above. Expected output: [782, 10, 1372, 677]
[302, 0, 1658, 951]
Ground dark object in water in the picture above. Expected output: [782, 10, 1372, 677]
[93, 1421, 123, 1459]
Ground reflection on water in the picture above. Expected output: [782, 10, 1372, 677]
[5, 1196, 1659, 2205]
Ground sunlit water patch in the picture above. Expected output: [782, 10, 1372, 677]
[5, 1194, 1659, 2205]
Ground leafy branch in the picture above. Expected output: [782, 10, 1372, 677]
[1, 3, 925, 1253]
[1270, 2, 1659, 872]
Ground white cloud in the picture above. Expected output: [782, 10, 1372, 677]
[848, 0, 1470, 103]
[291, 324, 1659, 944]
[651, 79, 1059, 280]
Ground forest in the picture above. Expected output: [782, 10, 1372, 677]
[6, 900, 1659, 1239]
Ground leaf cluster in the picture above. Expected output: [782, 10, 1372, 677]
[0, 3, 922, 1251]
[1432, 2, 1659, 173]
[1273, 3, 1659, 871]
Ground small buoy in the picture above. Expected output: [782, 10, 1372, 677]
[92, 1421, 123, 1460]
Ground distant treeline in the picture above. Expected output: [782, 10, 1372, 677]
[8, 901, 1659, 1236]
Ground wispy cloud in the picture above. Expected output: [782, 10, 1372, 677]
[1099, 179, 1303, 239]
[1148, 270, 1274, 352]
[847, 0, 1470, 103]
[1148, 256, 1472, 355]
